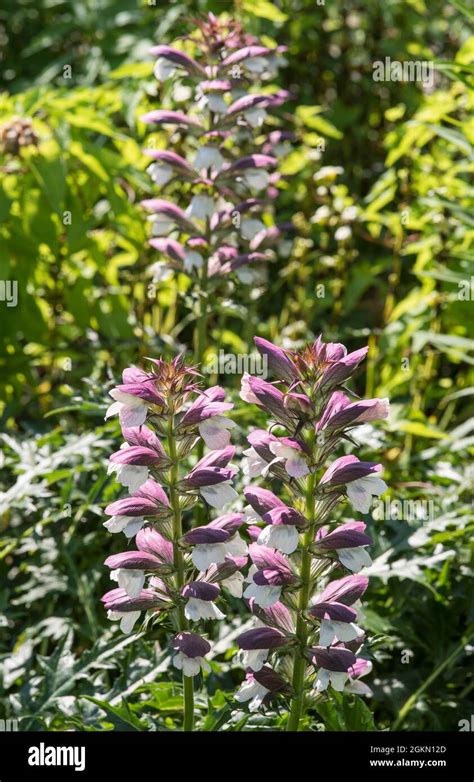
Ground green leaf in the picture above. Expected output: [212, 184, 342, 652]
[64, 111, 128, 140]
[392, 421, 447, 439]
[415, 122, 474, 160]
[412, 331, 474, 363]
[342, 695, 376, 731]
[441, 386, 474, 404]
[109, 62, 154, 79]
[316, 694, 376, 731]
[242, 0, 288, 23]
[0, 185, 11, 221]
[448, 0, 474, 23]
[69, 141, 110, 182]
[295, 106, 342, 139]
[28, 154, 67, 214]
[83, 696, 147, 731]
[315, 698, 346, 730]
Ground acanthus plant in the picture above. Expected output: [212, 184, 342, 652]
[236, 336, 389, 729]
[139, 13, 292, 364]
[101, 356, 248, 730]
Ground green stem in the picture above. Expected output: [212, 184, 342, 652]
[167, 415, 194, 731]
[195, 227, 209, 367]
[286, 471, 316, 731]
[194, 242, 210, 525]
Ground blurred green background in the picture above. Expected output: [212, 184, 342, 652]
[0, 0, 473, 731]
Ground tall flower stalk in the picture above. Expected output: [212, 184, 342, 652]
[140, 14, 290, 366]
[236, 336, 389, 728]
[102, 356, 247, 730]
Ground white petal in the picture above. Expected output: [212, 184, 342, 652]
[320, 619, 361, 645]
[183, 250, 203, 272]
[244, 504, 261, 523]
[123, 518, 145, 539]
[207, 94, 227, 114]
[244, 108, 267, 128]
[345, 680, 373, 696]
[235, 679, 266, 704]
[319, 619, 336, 647]
[103, 515, 132, 534]
[335, 225, 351, 242]
[198, 416, 234, 449]
[285, 455, 309, 478]
[347, 475, 387, 513]
[118, 405, 148, 429]
[261, 456, 283, 477]
[195, 146, 224, 171]
[117, 569, 145, 598]
[200, 482, 238, 509]
[242, 448, 267, 478]
[192, 543, 226, 571]
[109, 389, 144, 407]
[240, 374, 260, 404]
[270, 443, 309, 478]
[119, 611, 140, 634]
[173, 651, 184, 671]
[211, 604, 225, 620]
[243, 169, 270, 191]
[149, 262, 173, 283]
[184, 598, 202, 622]
[105, 401, 122, 420]
[346, 483, 372, 513]
[243, 583, 281, 608]
[337, 547, 372, 573]
[315, 668, 330, 692]
[154, 58, 175, 81]
[366, 475, 388, 496]
[187, 195, 215, 220]
[150, 215, 174, 236]
[107, 461, 119, 476]
[184, 598, 224, 621]
[182, 656, 201, 677]
[332, 621, 362, 643]
[249, 693, 266, 711]
[225, 535, 248, 558]
[257, 525, 299, 554]
[222, 572, 244, 597]
[241, 218, 265, 241]
[245, 57, 268, 73]
[242, 649, 268, 672]
[115, 464, 149, 493]
[245, 564, 257, 583]
[147, 162, 173, 186]
[329, 671, 348, 692]
[173, 83, 192, 102]
[236, 267, 257, 285]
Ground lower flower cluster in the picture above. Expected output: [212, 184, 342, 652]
[231, 336, 388, 717]
[101, 337, 388, 728]
[101, 356, 247, 677]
